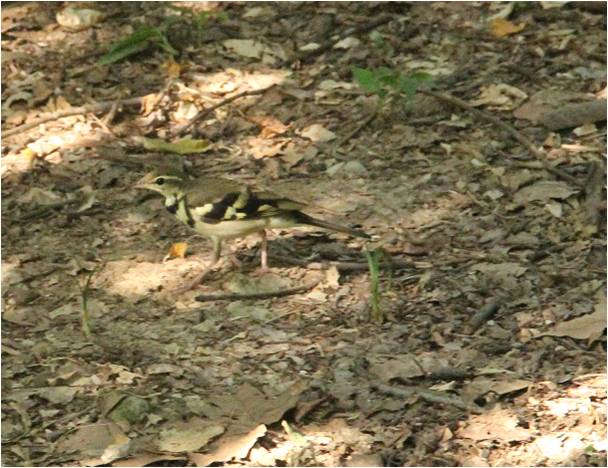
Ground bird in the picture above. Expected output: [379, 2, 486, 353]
[135, 170, 370, 290]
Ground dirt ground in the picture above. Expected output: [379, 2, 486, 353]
[1, 2, 606, 467]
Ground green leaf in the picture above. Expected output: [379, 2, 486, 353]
[98, 41, 150, 65]
[157, 35, 179, 56]
[399, 77, 418, 99]
[98, 26, 161, 65]
[366, 248, 383, 324]
[142, 137, 209, 155]
[352, 67, 383, 94]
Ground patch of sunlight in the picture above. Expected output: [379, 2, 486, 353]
[97, 259, 200, 299]
[2, 125, 107, 177]
[2, 261, 23, 286]
[186, 68, 290, 95]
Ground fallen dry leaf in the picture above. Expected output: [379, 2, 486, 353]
[514, 181, 577, 204]
[457, 408, 531, 442]
[471, 84, 527, 110]
[301, 123, 337, 142]
[157, 422, 225, 453]
[166, 242, 188, 260]
[489, 18, 526, 38]
[540, 291, 606, 342]
[57, 422, 128, 460]
[247, 137, 286, 159]
[56, 7, 103, 30]
[189, 424, 267, 467]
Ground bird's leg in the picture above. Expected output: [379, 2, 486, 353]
[250, 230, 269, 277]
[176, 238, 222, 291]
[259, 230, 268, 272]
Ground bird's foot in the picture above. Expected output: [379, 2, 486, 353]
[251, 265, 271, 277]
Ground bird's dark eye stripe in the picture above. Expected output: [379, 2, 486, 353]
[155, 177, 165, 185]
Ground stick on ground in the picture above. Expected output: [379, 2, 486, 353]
[421, 89, 584, 189]
[3, 96, 144, 138]
[173, 84, 277, 137]
[194, 279, 321, 302]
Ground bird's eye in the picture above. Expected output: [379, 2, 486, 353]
[155, 177, 165, 186]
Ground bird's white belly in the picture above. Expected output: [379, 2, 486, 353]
[193, 218, 269, 239]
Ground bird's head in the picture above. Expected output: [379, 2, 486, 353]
[134, 171, 186, 198]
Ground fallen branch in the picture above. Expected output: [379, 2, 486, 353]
[539, 100, 607, 131]
[371, 382, 476, 412]
[173, 84, 277, 137]
[333, 111, 378, 156]
[583, 160, 606, 229]
[195, 278, 320, 302]
[3, 96, 144, 138]
[268, 254, 414, 272]
[469, 300, 501, 333]
[420, 89, 584, 189]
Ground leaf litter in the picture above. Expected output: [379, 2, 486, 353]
[1, 2, 605, 467]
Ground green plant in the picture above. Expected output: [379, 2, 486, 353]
[352, 66, 434, 103]
[98, 22, 178, 65]
[366, 248, 383, 323]
[98, 8, 227, 65]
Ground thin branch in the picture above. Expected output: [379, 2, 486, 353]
[194, 279, 321, 302]
[469, 300, 501, 333]
[3, 96, 144, 138]
[371, 382, 476, 412]
[332, 111, 378, 156]
[420, 89, 584, 188]
[268, 254, 414, 272]
[173, 84, 278, 137]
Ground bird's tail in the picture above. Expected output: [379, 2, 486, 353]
[294, 212, 370, 239]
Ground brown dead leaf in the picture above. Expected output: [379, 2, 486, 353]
[207, 381, 307, 430]
[140, 93, 159, 116]
[163, 59, 182, 79]
[189, 424, 267, 467]
[370, 353, 448, 381]
[301, 124, 337, 142]
[57, 422, 129, 460]
[540, 291, 606, 342]
[513, 181, 577, 204]
[457, 408, 531, 442]
[325, 266, 340, 288]
[247, 137, 286, 159]
[489, 18, 525, 37]
[250, 115, 289, 137]
[157, 421, 225, 452]
[471, 84, 527, 110]
[166, 242, 188, 260]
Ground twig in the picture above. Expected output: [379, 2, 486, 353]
[420, 89, 584, 188]
[195, 279, 321, 302]
[173, 84, 277, 137]
[262, 309, 303, 325]
[469, 300, 501, 333]
[371, 382, 475, 412]
[333, 111, 377, 155]
[268, 254, 414, 272]
[427, 367, 474, 381]
[583, 160, 605, 228]
[79, 269, 97, 340]
[539, 99, 607, 131]
[296, 15, 394, 62]
[3, 96, 144, 138]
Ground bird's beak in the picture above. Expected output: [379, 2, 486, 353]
[134, 172, 156, 190]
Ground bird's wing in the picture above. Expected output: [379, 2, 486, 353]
[186, 178, 307, 224]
